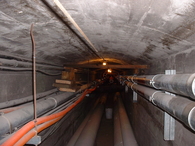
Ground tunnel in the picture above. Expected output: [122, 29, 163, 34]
[1, 0, 195, 145]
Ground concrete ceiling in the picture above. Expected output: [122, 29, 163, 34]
[1, 0, 195, 66]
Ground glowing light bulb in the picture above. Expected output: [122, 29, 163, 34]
[107, 69, 112, 73]
[103, 61, 107, 66]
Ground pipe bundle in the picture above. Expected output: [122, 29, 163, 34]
[118, 74, 195, 131]
[0, 87, 97, 146]
[127, 74, 195, 100]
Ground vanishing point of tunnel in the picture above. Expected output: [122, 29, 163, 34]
[0, 0, 195, 146]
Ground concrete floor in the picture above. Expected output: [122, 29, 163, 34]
[95, 110, 114, 146]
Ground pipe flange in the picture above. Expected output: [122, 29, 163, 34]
[126, 76, 131, 81]
[192, 78, 195, 98]
[151, 75, 159, 89]
[130, 83, 136, 91]
[0, 113, 12, 134]
[150, 91, 161, 105]
[48, 97, 58, 109]
[131, 75, 137, 83]
[121, 80, 127, 86]
[188, 106, 195, 131]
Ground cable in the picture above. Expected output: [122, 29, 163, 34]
[30, 23, 38, 136]
[0, 66, 62, 76]
[0, 58, 64, 70]
[15, 117, 62, 146]
[0, 52, 62, 68]
[1, 88, 96, 146]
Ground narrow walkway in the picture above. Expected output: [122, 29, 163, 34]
[95, 111, 114, 146]
[95, 92, 115, 146]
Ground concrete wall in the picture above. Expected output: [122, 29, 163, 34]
[0, 71, 59, 102]
[123, 48, 195, 146]
[148, 47, 195, 74]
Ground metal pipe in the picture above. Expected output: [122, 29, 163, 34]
[53, 0, 100, 55]
[0, 88, 58, 109]
[41, 0, 104, 60]
[127, 74, 195, 99]
[67, 107, 94, 146]
[42, 94, 80, 116]
[74, 104, 104, 146]
[122, 78, 195, 131]
[114, 94, 123, 146]
[0, 88, 97, 146]
[0, 92, 75, 137]
[0, 98, 76, 144]
[0, 80, 97, 109]
[0, 58, 64, 71]
[31, 23, 38, 130]
[0, 50, 63, 68]
[0, 66, 62, 76]
[117, 93, 138, 146]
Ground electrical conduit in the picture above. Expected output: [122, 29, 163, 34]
[1, 87, 96, 146]
[0, 92, 74, 136]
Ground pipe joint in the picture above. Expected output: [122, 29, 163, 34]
[151, 75, 159, 89]
[0, 113, 12, 134]
[130, 83, 136, 91]
[188, 107, 195, 131]
[150, 91, 161, 105]
[121, 80, 127, 86]
[131, 76, 137, 84]
[48, 97, 58, 109]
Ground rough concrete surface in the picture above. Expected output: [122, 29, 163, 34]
[1, 0, 195, 65]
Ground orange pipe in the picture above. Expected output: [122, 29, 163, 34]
[1, 88, 96, 146]
[15, 117, 62, 146]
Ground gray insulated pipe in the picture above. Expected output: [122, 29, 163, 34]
[117, 93, 138, 146]
[0, 88, 58, 109]
[125, 81, 195, 131]
[66, 109, 94, 146]
[127, 74, 195, 100]
[0, 58, 63, 70]
[0, 92, 74, 137]
[73, 104, 104, 146]
[114, 95, 123, 146]
[127, 74, 195, 99]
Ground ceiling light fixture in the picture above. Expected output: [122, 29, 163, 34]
[103, 60, 107, 66]
[107, 69, 112, 73]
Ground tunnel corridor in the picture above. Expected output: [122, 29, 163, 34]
[1, 0, 195, 145]
[1, 72, 195, 146]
